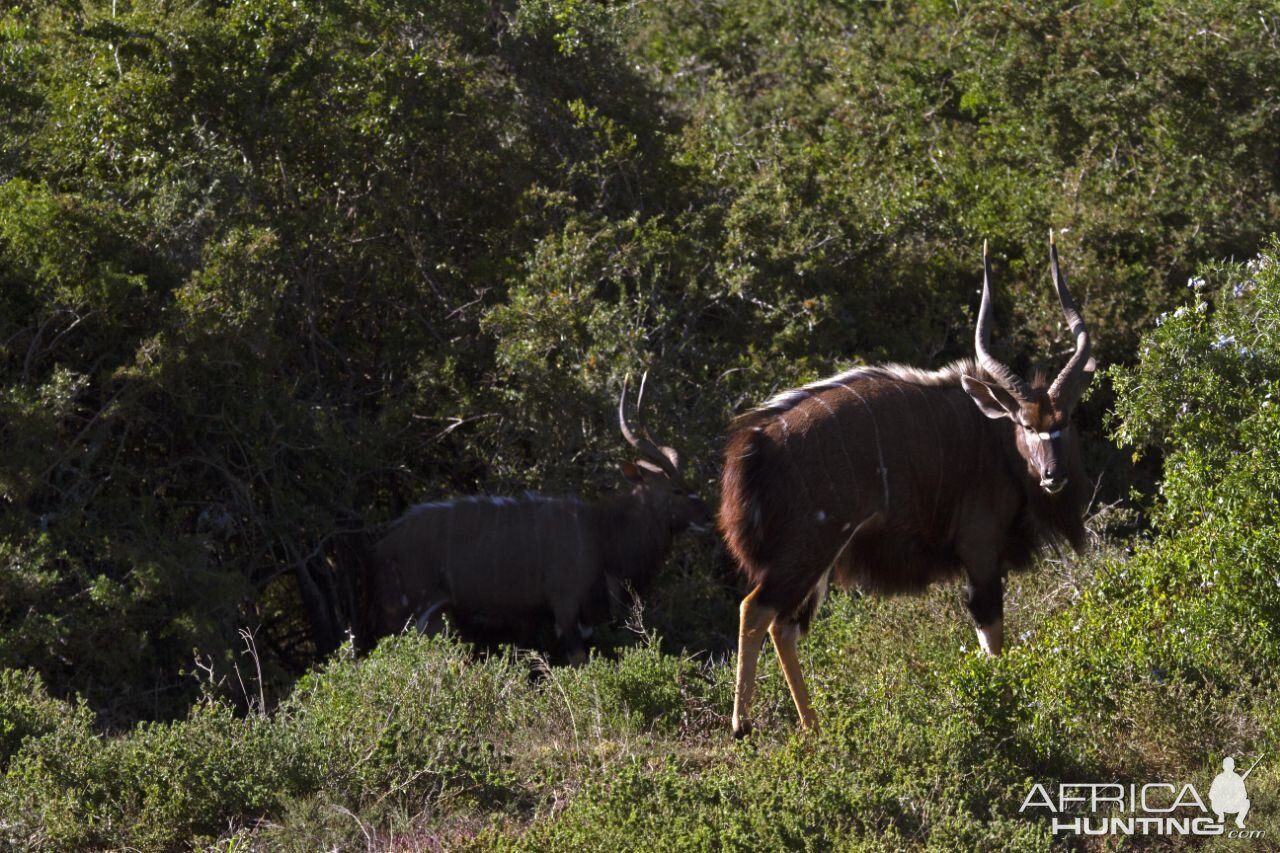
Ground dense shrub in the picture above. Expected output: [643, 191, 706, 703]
[1, 687, 290, 850]
[3, 0, 1280, 721]
[283, 635, 526, 810]
[0, 670, 83, 773]
[0, 0, 681, 720]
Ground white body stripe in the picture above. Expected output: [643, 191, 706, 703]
[835, 381, 891, 508]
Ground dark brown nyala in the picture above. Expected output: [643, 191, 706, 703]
[721, 234, 1095, 736]
[362, 375, 712, 662]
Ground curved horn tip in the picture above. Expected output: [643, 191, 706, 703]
[982, 238, 988, 259]
[618, 377, 634, 435]
[635, 369, 651, 416]
[1049, 228, 1056, 247]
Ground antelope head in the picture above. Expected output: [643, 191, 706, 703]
[961, 234, 1095, 496]
[618, 372, 714, 531]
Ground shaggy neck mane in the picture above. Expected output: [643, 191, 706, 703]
[739, 358, 981, 425]
[595, 492, 675, 583]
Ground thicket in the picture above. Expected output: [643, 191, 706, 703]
[4, 0, 1278, 722]
[8, 227, 1279, 853]
[2, 0, 1280, 847]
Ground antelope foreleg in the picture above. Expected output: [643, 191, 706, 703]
[552, 599, 588, 666]
[975, 619, 1004, 656]
[769, 619, 817, 731]
[964, 574, 1005, 657]
[732, 585, 774, 738]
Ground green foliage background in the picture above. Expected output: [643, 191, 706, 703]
[2, 0, 1279, 848]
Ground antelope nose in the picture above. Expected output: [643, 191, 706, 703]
[1040, 476, 1067, 495]
[689, 496, 714, 531]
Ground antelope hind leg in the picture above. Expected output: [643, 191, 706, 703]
[732, 585, 774, 738]
[769, 618, 817, 730]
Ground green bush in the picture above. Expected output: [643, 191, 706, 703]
[283, 635, 525, 810]
[0, 0, 677, 720]
[552, 640, 725, 737]
[1110, 241, 1280, 663]
[0, 670, 84, 773]
[0, 696, 293, 850]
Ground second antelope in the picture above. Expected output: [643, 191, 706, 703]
[363, 375, 712, 662]
[721, 234, 1095, 736]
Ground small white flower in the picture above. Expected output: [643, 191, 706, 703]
[1188, 276, 1207, 289]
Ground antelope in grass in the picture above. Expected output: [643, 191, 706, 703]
[363, 375, 713, 662]
[722, 234, 1095, 735]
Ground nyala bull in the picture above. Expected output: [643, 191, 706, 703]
[363, 376, 712, 662]
[721, 235, 1095, 735]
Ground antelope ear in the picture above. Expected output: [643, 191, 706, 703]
[619, 461, 644, 483]
[961, 375, 1021, 421]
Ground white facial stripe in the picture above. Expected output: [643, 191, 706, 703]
[1023, 425, 1063, 442]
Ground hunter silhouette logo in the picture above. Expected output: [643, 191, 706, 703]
[1210, 755, 1261, 828]
[1020, 754, 1266, 839]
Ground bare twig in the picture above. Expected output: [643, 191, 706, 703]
[235, 627, 267, 715]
